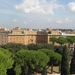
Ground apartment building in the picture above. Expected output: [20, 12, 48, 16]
[0, 33, 8, 45]
[36, 30, 48, 44]
[0, 27, 9, 32]
[8, 34, 25, 44]
[0, 27, 75, 49]
[0, 27, 9, 45]
[7, 27, 50, 45]
[8, 27, 37, 45]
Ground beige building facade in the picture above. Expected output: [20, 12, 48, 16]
[7, 28, 37, 45]
[0, 27, 75, 48]
[0, 33, 8, 45]
[8, 34, 37, 45]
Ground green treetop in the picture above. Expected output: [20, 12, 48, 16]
[0, 48, 14, 75]
[14, 50, 49, 75]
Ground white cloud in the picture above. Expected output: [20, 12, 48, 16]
[56, 20, 62, 24]
[47, 18, 51, 22]
[15, 0, 62, 14]
[13, 19, 17, 22]
[24, 21, 27, 24]
[65, 18, 72, 22]
[65, 18, 69, 21]
[68, 2, 75, 12]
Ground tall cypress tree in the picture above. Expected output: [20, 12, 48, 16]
[61, 45, 69, 75]
[70, 47, 75, 74]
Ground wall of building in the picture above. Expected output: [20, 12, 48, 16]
[36, 35, 48, 44]
[8, 34, 37, 45]
[0, 27, 75, 50]
[0, 33, 8, 45]
[8, 35, 25, 44]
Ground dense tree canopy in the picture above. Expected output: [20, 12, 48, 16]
[14, 50, 49, 75]
[38, 49, 62, 74]
[61, 45, 69, 75]
[50, 37, 57, 45]
[57, 37, 68, 45]
[0, 42, 72, 75]
[66, 36, 75, 44]
[0, 48, 14, 75]
[1, 43, 27, 57]
[54, 46, 64, 55]
[1, 43, 27, 52]
[70, 47, 75, 74]
[27, 44, 54, 50]
[27, 44, 41, 50]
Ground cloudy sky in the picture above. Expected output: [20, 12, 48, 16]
[0, 0, 75, 29]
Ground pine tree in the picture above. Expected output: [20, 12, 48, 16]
[61, 45, 69, 75]
[70, 47, 75, 74]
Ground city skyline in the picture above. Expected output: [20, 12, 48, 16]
[0, 0, 75, 29]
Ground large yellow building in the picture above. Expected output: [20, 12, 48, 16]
[0, 27, 75, 50]
[7, 27, 37, 45]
